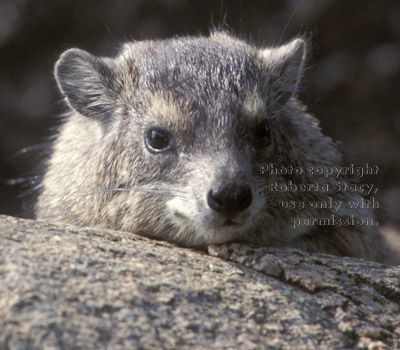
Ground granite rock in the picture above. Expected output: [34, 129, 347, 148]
[0, 215, 399, 350]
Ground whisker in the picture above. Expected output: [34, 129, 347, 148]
[278, 0, 305, 45]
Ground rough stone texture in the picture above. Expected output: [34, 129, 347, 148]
[0, 214, 399, 350]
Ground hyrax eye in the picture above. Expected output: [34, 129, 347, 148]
[145, 128, 171, 153]
[255, 119, 272, 147]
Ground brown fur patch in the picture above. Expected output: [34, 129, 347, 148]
[242, 88, 266, 119]
[147, 92, 186, 124]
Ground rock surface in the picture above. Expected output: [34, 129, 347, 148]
[0, 214, 399, 350]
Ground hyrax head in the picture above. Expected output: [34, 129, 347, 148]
[53, 32, 309, 248]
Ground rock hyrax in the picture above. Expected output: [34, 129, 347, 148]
[35, 32, 398, 264]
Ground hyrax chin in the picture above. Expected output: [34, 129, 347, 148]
[35, 31, 398, 264]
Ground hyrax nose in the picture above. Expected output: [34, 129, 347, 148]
[207, 183, 252, 215]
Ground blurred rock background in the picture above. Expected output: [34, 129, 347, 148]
[0, 0, 399, 227]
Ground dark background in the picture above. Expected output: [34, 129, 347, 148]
[0, 0, 399, 228]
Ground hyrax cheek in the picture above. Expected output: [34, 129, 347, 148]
[166, 196, 215, 227]
[166, 197, 194, 222]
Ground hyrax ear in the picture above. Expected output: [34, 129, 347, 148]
[55, 48, 120, 121]
[259, 38, 307, 103]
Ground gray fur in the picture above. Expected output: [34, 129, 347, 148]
[35, 32, 398, 264]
